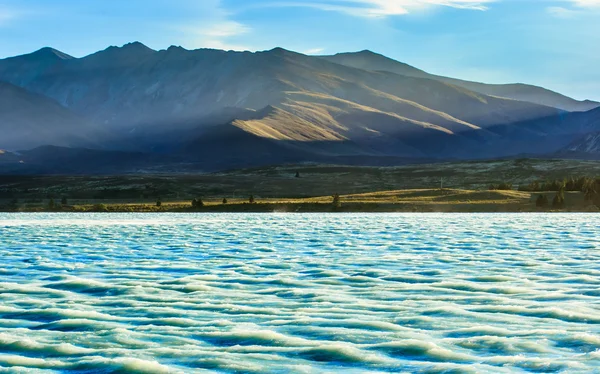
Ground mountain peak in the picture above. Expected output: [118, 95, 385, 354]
[105, 42, 155, 55]
[356, 49, 379, 56]
[121, 41, 154, 52]
[265, 47, 294, 55]
[25, 47, 74, 61]
[88, 42, 156, 60]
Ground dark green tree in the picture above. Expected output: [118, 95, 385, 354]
[61, 197, 68, 206]
[249, 195, 255, 204]
[295, 171, 300, 178]
[222, 198, 228, 204]
[48, 199, 55, 210]
[156, 198, 162, 207]
[192, 198, 202, 208]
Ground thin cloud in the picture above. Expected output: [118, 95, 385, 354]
[166, 1, 253, 51]
[195, 21, 251, 38]
[547, 6, 579, 18]
[259, 0, 496, 18]
[304, 47, 325, 54]
[547, 0, 600, 18]
[569, 0, 600, 7]
[0, 6, 18, 26]
[178, 21, 252, 51]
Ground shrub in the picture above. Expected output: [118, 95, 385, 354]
[48, 199, 55, 210]
[295, 171, 300, 178]
[489, 183, 513, 191]
[332, 193, 342, 209]
[92, 203, 108, 212]
[536, 194, 549, 208]
[222, 198, 228, 204]
[192, 198, 204, 208]
[552, 188, 565, 209]
[156, 198, 162, 207]
[249, 195, 255, 204]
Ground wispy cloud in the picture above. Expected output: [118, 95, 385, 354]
[304, 47, 325, 54]
[569, 0, 600, 8]
[177, 21, 252, 50]
[547, 6, 579, 18]
[165, 1, 253, 51]
[259, 0, 496, 18]
[200, 21, 251, 38]
[547, 0, 600, 18]
[0, 6, 18, 26]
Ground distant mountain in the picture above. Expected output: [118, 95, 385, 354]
[0, 43, 599, 173]
[556, 113, 600, 159]
[0, 81, 105, 150]
[460, 107, 600, 159]
[321, 51, 600, 112]
[0, 44, 560, 135]
[567, 132, 600, 154]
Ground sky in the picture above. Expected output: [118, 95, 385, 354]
[0, 0, 599, 100]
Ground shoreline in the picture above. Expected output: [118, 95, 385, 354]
[3, 188, 599, 213]
[3, 202, 598, 214]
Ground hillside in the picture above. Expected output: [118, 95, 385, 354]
[0, 43, 599, 172]
[321, 51, 600, 112]
[0, 44, 559, 137]
[0, 81, 105, 150]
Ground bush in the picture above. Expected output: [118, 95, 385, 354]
[249, 195, 255, 204]
[222, 198, 228, 204]
[332, 193, 342, 210]
[192, 198, 204, 208]
[536, 194, 549, 208]
[489, 183, 513, 191]
[92, 203, 108, 212]
[156, 198, 162, 207]
[521, 177, 596, 192]
[552, 188, 565, 209]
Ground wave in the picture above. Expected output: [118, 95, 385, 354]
[1, 213, 599, 372]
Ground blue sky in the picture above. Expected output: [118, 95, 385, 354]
[0, 0, 599, 100]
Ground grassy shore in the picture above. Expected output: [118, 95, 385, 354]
[1, 160, 599, 213]
[4, 189, 598, 213]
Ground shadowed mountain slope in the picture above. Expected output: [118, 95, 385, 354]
[0, 81, 105, 150]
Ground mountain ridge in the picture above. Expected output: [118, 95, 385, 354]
[321, 50, 599, 112]
[1, 42, 600, 173]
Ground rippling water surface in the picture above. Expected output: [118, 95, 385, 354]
[1, 213, 599, 373]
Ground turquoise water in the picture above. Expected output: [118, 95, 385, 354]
[0, 213, 599, 373]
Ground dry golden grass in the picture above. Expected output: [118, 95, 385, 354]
[54, 188, 594, 213]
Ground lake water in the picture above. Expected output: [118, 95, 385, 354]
[0, 213, 599, 373]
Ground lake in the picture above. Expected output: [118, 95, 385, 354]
[0, 213, 599, 373]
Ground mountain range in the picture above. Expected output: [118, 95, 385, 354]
[0, 42, 599, 173]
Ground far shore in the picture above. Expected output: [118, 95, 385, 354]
[3, 189, 598, 213]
